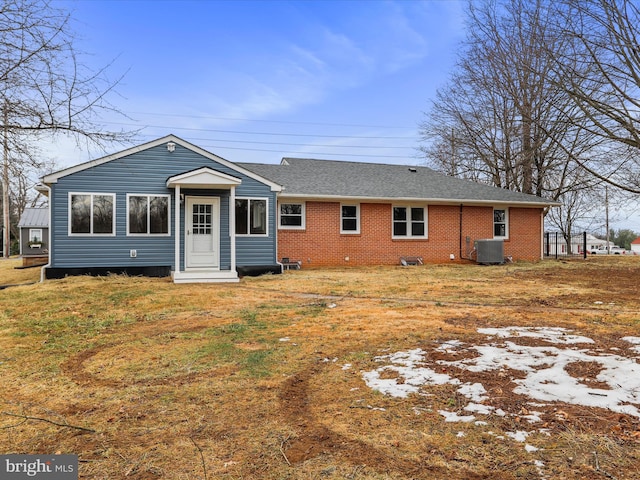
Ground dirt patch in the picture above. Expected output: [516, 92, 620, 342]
[279, 361, 493, 479]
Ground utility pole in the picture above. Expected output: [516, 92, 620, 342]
[2, 105, 9, 258]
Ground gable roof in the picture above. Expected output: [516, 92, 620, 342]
[166, 167, 242, 189]
[241, 158, 560, 206]
[632, 237, 640, 245]
[18, 208, 49, 228]
[41, 135, 281, 192]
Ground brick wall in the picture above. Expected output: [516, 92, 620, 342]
[277, 201, 543, 266]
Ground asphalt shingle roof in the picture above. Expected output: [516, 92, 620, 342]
[241, 158, 558, 206]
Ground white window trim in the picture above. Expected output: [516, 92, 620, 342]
[340, 203, 360, 234]
[29, 229, 43, 243]
[126, 193, 171, 236]
[68, 192, 116, 236]
[392, 205, 428, 239]
[236, 197, 269, 237]
[278, 201, 306, 230]
[493, 207, 509, 239]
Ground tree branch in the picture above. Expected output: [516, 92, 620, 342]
[2, 411, 96, 433]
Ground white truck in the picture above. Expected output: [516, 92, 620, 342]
[589, 245, 626, 255]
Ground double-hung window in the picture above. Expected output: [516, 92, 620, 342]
[494, 208, 508, 238]
[341, 204, 360, 234]
[127, 194, 170, 235]
[69, 193, 115, 235]
[236, 198, 267, 235]
[393, 205, 427, 238]
[279, 202, 305, 229]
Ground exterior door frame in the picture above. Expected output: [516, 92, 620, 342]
[185, 196, 220, 269]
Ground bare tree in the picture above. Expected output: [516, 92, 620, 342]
[545, 171, 602, 252]
[420, 0, 603, 232]
[548, 0, 640, 193]
[1, 0, 133, 257]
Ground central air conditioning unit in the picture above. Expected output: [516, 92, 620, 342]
[475, 239, 504, 264]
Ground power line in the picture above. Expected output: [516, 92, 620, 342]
[102, 121, 416, 140]
[155, 135, 415, 150]
[192, 143, 417, 159]
[125, 111, 414, 130]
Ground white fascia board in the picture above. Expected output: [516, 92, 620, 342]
[167, 167, 242, 189]
[277, 193, 561, 208]
[42, 135, 177, 184]
[42, 134, 282, 192]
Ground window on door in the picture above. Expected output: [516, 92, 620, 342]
[192, 203, 212, 234]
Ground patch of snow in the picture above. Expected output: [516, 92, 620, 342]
[506, 430, 532, 442]
[457, 431, 466, 437]
[436, 340, 464, 352]
[440, 338, 640, 418]
[477, 327, 594, 344]
[279, 337, 290, 342]
[439, 410, 476, 422]
[458, 382, 488, 402]
[623, 337, 640, 354]
[363, 349, 459, 398]
[525, 444, 539, 452]
[360, 327, 640, 430]
[342, 363, 352, 370]
[464, 403, 494, 415]
[523, 411, 543, 423]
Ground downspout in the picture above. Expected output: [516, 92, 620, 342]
[459, 203, 463, 260]
[40, 183, 52, 283]
[229, 186, 236, 273]
[275, 196, 282, 272]
[540, 210, 544, 260]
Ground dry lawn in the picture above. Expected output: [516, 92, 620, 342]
[1, 256, 639, 479]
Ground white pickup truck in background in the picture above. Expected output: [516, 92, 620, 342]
[590, 245, 627, 255]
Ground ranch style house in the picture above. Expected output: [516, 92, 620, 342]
[37, 135, 559, 283]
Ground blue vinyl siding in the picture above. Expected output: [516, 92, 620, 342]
[236, 190, 278, 266]
[50, 143, 278, 270]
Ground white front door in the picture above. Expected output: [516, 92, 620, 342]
[186, 197, 219, 269]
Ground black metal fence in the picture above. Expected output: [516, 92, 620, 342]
[544, 231, 588, 259]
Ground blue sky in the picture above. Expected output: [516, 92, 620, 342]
[47, 0, 639, 232]
[52, 0, 465, 166]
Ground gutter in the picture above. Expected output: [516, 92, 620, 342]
[277, 193, 561, 208]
